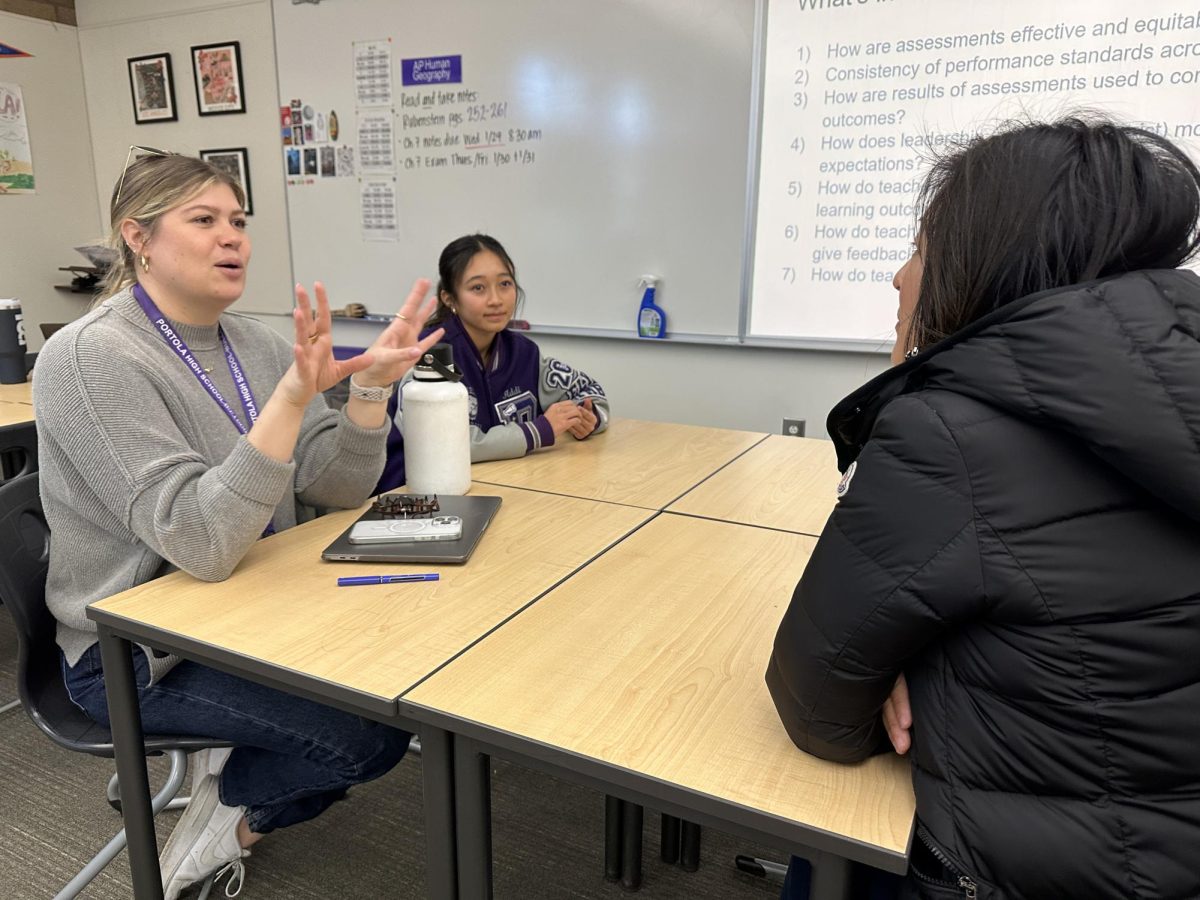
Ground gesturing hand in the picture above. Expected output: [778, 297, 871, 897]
[274, 282, 374, 408]
[356, 278, 445, 387]
[278, 280, 444, 409]
[882, 673, 913, 755]
[568, 398, 599, 440]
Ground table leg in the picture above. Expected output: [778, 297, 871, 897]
[97, 627, 163, 899]
[809, 851, 852, 900]
[420, 725, 457, 900]
[453, 736, 493, 899]
[660, 812, 681, 865]
[604, 795, 624, 880]
[620, 800, 643, 891]
[679, 820, 701, 872]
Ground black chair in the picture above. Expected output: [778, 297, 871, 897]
[0, 419, 37, 483]
[0, 419, 38, 714]
[0, 472, 232, 898]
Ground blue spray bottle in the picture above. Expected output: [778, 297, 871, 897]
[636, 275, 666, 339]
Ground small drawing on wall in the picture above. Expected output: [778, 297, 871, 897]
[336, 146, 355, 177]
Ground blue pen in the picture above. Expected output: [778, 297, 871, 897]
[337, 574, 440, 587]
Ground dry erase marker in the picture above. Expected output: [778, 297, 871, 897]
[337, 574, 440, 587]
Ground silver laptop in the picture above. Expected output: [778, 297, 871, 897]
[321, 494, 502, 564]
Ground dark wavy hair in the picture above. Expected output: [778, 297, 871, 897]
[908, 115, 1200, 349]
[429, 233, 525, 326]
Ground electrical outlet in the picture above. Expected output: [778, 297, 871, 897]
[782, 418, 806, 437]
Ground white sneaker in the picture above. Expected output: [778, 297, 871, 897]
[160, 768, 249, 900]
[190, 747, 233, 786]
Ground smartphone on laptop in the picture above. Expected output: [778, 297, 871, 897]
[347, 515, 463, 544]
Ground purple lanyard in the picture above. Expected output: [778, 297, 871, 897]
[133, 284, 260, 433]
[133, 284, 275, 535]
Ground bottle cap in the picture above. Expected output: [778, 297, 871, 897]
[0, 299, 20, 310]
[415, 342, 463, 382]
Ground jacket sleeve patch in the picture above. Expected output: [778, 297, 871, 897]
[542, 356, 607, 399]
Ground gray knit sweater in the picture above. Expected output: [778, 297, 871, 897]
[34, 288, 389, 683]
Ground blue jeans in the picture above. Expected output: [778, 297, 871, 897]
[63, 643, 411, 834]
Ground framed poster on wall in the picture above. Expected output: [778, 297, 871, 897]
[127, 53, 178, 123]
[191, 41, 245, 115]
[199, 147, 253, 214]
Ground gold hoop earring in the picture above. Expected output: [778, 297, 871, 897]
[139, 254, 150, 273]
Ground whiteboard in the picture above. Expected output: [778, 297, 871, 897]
[750, 0, 1200, 346]
[271, 0, 757, 339]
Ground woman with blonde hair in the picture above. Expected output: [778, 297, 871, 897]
[35, 149, 441, 898]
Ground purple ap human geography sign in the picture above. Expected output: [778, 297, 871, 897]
[401, 55, 462, 86]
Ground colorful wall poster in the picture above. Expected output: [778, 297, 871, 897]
[0, 83, 33, 193]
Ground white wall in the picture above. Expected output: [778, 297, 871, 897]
[75, 0, 293, 315]
[70, 0, 889, 437]
[0, 11, 101, 350]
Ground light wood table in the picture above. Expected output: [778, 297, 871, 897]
[0, 400, 34, 428]
[404, 514, 914, 897]
[89, 483, 652, 898]
[668, 435, 839, 536]
[471, 417, 767, 509]
[92, 483, 650, 702]
[0, 381, 33, 405]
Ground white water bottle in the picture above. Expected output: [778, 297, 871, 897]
[402, 342, 471, 495]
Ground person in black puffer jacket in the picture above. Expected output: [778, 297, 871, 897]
[766, 116, 1200, 900]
